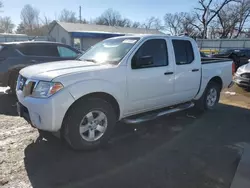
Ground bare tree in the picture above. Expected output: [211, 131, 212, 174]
[164, 12, 198, 36]
[217, 4, 239, 38]
[0, 16, 15, 33]
[20, 4, 40, 33]
[164, 13, 182, 35]
[235, 0, 250, 37]
[182, 13, 200, 36]
[39, 15, 53, 34]
[16, 23, 25, 34]
[194, 0, 235, 38]
[141, 17, 163, 30]
[59, 9, 78, 23]
[95, 8, 132, 27]
[131, 21, 141, 28]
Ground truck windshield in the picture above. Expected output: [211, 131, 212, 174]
[79, 37, 140, 64]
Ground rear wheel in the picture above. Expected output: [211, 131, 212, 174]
[195, 81, 221, 111]
[62, 98, 116, 150]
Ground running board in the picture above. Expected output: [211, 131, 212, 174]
[122, 102, 195, 124]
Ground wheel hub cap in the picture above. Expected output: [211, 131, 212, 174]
[206, 88, 217, 107]
[79, 110, 108, 142]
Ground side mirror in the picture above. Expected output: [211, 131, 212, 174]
[248, 59, 250, 63]
[134, 56, 153, 68]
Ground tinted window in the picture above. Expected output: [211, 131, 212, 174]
[219, 49, 234, 55]
[246, 50, 250, 57]
[132, 39, 168, 69]
[173, 40, 194, 65]
[57, 46, 78, 58]
[0, 46, 18, 57]
[16, 44, 59, 57]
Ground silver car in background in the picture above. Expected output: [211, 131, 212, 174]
[234, 60, 250, 89]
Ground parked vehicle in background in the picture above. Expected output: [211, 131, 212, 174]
[234, 60, 250, 89]
[16, 35, 233, 150]
[200, 49, 219, 56]
[200, 51, 207, 57]
[0, 41, 82, 93]
[213, 48, 250, 70]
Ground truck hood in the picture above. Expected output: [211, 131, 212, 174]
[19, 60, 114, 81]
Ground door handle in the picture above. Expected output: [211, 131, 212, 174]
[192, 69, 199, 72]
[164, 72, 174, 75]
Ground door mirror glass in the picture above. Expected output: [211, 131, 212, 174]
[135, 56, 153, 68]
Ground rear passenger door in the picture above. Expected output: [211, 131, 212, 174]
[172, 39, 201, 101]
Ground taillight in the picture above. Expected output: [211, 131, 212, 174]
[232, 62, 236, 75]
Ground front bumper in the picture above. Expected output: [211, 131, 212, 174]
[16, 89, 75, 132]
[234, 74, 250, 87]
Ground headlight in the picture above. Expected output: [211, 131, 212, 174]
[32, 81, 64, 98]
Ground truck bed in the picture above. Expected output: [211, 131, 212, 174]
[201, 57, 232, 64]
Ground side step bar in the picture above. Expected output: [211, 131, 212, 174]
[122, 102, 195, 124]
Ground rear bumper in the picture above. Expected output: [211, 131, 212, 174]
[234, 75, 250, 87]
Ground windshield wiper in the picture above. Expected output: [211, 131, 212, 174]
[82, 59, 97, 63]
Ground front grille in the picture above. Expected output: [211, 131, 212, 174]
[23, 81, 36, 96]
[18, 75, 27, 91]
[241, 73, 250, 79]
[17, 74, 37, 97]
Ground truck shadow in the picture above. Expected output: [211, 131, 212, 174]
[0, 93, 18, 116]
[23, 104, 250, 188]
[23, 109, 202, 188]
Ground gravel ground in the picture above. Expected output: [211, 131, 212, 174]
[0, 85, 250, 188]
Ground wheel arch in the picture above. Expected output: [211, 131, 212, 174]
[208, 76, 223, 91]
[194, 75, 223, 100]
[65, 92, 121, 121]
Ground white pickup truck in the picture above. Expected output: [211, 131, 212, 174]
[16, 35, 233, 150]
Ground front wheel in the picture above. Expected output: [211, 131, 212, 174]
[62, 98, 117, 150]
[195, 82, 221, 111]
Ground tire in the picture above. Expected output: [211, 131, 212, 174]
[195, 81, 221, 111]
[62, 98, 117, 150]
[8, 71, 19, 95]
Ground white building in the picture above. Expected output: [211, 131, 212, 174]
[49, 21, 163, 51]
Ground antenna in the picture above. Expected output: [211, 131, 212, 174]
[79, 6, 82, 23]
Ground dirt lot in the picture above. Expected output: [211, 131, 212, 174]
[1, 85, 250, 188]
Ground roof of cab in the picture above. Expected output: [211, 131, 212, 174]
[109, 34, 192, 40]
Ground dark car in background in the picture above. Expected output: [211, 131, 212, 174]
[213, 48, 250, 70]
[0, 41, 82, 92]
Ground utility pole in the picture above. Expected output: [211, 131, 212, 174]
[79, 6, 82, 23]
